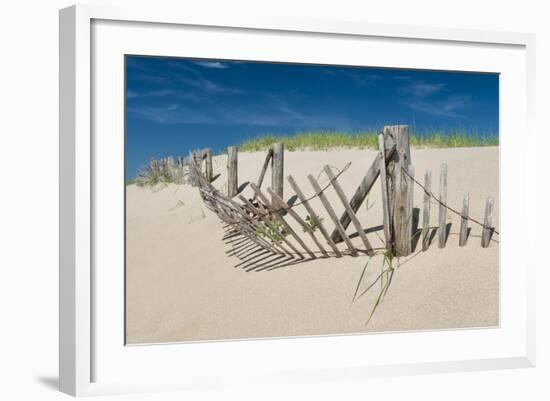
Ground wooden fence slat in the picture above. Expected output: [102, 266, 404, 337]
[459, 194, 469, 247]
[481, 197, 494, 248]
[250, 183, 315, 258]
[267, 187, 329, 257]
[215, 205, 273, 253]
[205, 148, 213, 182]
[287, 175, 342, 257]
[422, 170, 432, 251]
[271, 143, 284, 201]
[438, 163, 448, 248]
[225, 197, 283, 256]
[238, 195, 295, 257]
[256, 148, 273, 189]
[406, 165, 415, 255]
[323, 166, 374, 255]
[227, 146, 238, 198]
[307, 174, 358, 256]
[331, 135, 397, 243]
[252, 197, 300, 256]
[378, 134, 393, 252]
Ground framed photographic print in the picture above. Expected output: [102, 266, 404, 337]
[59, 4, 536, 396]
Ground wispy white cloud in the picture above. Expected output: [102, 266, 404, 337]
[400, 79, 472, 117]
[192, 61, 229, 69]
[348, 73, 383, 86]
[179, 76, 242, 95]
[129, 60, 242, 96]
[400, 80, 445, 98]
[404, 95, 472, 118]
[321, 69, 383, 86]
[127, 96, 351, 128]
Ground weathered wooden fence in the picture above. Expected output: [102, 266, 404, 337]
[190, 125, 497, 268]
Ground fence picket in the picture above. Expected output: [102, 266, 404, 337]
[267, 188, 329, 257]
[287, 175, 342, 257]
[438, 163, 448, 248]
[227, 146, 238, 198]
[308, 174, 358, 256]
[481, 197, 494, 248]
[378, 134, 393, 252]
[459, 194, 469, 247]
[238, 195, 294, 257]
[250, 183, 315, 258]
[323, 166, 374, 255]
[422, 170, 432, 251]
[271, 143, 284, 200]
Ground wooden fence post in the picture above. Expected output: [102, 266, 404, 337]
[378, 134, 392, 252]
[227, 146, 238, 198]
[205, 148, 213, 182]
[459, 194, 469, 247]
[386, 124, 411, 257]
[422, 170, 431, 251]
[271, 143, 284, 201]
[438, 163, 448, 248]
[481, 197, 494, 248]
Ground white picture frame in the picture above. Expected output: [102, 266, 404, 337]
[59, 4, 536, 397]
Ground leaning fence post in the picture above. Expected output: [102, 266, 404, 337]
[257, 148, 273, 189]
[227, 146, 238, 198]
[271, 143, 284, 201]
[481, 197, 494, 248]
[459, 194, 469, 247]
[205, 148, 213, 182]
[438, 163, 448, 248]
[385, 124, 411, 257]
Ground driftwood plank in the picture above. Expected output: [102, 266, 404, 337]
[481, 197, 494, 248]
[438, 163, 448, 248]
[287, 175, 342, 257]
[378, 134, 393, 252]
[227, 146, 238, 198]
[267, 188, 329, 257]
[271, 143, 284, 200]
[308, 174, 358, 256]
[330, 135, 397, 243]
[256, 148, 273, 189]
[406, 165, 415, 255]
[422, 170, 432, 251]
[459, 194, 469, 247]
[238, 195, 294, 257]
[323, 166, 374, 255]
[250, 183, 316, 258]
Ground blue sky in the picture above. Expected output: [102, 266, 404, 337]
[126, 55, 499, 178]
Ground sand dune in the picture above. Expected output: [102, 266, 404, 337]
[125, 147, 499, 344]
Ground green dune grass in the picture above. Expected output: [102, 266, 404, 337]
[237, 130, 498, 152]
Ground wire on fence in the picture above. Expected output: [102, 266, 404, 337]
[400, 166, 499, 235]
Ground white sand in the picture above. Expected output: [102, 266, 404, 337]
[126, 147, 499, 344]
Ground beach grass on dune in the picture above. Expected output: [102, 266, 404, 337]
[237, 130, 498, 152]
